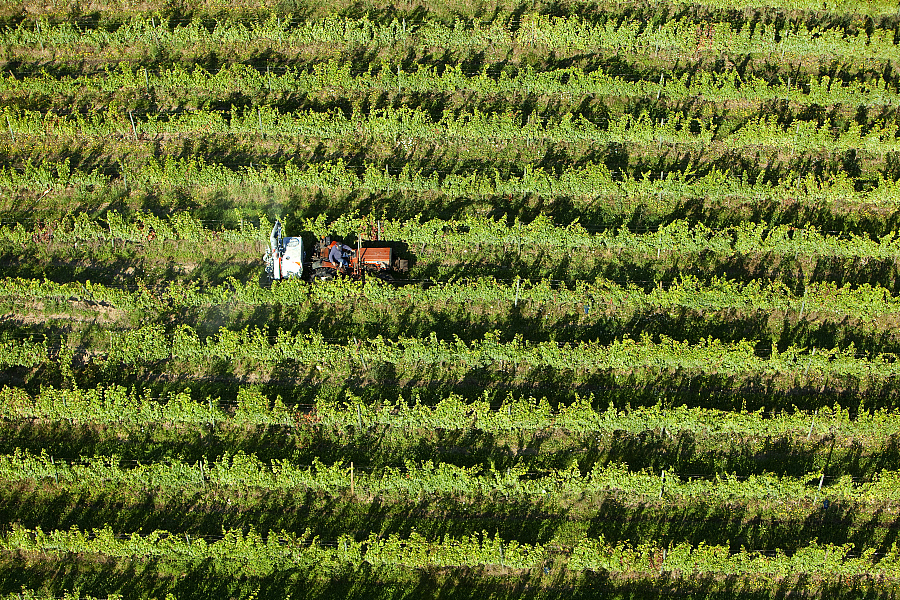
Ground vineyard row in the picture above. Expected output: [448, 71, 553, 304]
[5, 62, 897, 111]
[5, 106, 898, 157]
[4, 158, 895, 218]
[3, 385, 896, 440]
[4, 524, 900, 578]
[4, 15, 899, 65]
[7, 211, 900, 264]
[4, 274, 900, 325]
[8, 0, 900, 22]
[3, 448, 899, 505]
[3, 325, 900, 389]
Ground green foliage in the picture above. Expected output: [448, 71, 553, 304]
[4, 15, 900, 65]
[5, 384, 899, 440]
[3, 523, 899, 579]
[5, 3, 900, 598]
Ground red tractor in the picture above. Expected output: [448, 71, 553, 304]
[265, 219, 408, 283]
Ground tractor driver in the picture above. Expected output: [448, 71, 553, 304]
[328, 242, 354, 270]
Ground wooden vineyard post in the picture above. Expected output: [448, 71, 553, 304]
[351, 462, 355, 495]
[128, 110, 138, 140]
